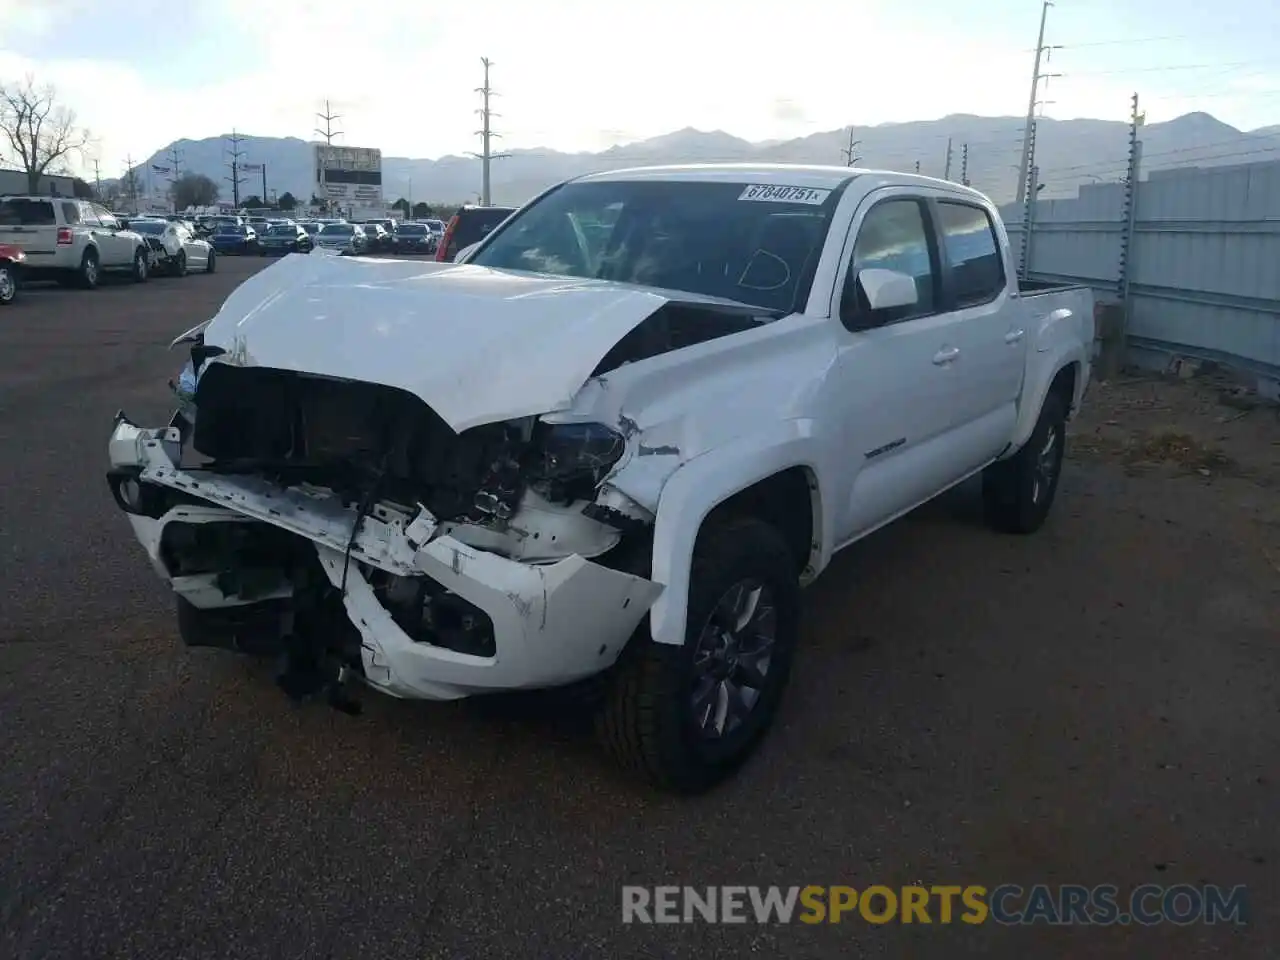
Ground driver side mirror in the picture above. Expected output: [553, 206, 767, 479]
[841, 267, 919, 330]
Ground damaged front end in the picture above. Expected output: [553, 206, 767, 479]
[108, 342, 663, 706]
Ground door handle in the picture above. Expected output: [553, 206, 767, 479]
[1005, 329, 1026, 344]
[932, 346, 961, 365]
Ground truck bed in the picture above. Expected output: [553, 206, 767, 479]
[1017, 277, 1091, 298]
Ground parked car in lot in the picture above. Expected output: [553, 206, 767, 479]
[0, 195, 152, 288]
[209, 223, 260, 256]
[106, 164, 1093, 792]
[435, 205, 516, 262]
[315, 222, 368, 255]
[129, 218, 216, 275]
[298, 221, 323, 242]
[260, 223, 314, 256]
[360, 222, 391, 252]
[393, 221, 435, 253]
[0, 242, 24, 305]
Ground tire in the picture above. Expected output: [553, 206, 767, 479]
[205, 249, 216, 274]
[131, 247, 149, 283]
[597, 516, 801, 793]
[78, 248, 100, 289]
[173, 251, 188, 277]
[0, 262, 17, 305]
[982, 389, 1068, 535]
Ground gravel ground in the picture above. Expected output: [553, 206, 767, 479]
[1, 257, 1276, 959]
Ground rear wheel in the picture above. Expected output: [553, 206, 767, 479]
[173, 251, 188, 277]
[982, 390, 1068, 534]
[0, 262, 17, 304]
[78, 248, 100, 289]
[205, 249, 216, 273]
[597, 516, 801, 793]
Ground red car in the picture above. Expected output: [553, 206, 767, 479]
[0, 243, 24, 306]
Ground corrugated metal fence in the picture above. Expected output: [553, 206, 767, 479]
[1000, 159, 1280, 394]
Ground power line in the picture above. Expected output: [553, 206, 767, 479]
[224, 129, 247, 208]
[467, 57, 511, 206]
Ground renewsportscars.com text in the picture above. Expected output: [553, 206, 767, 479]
[621, 884, 1250, 926]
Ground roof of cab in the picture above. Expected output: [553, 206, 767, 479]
[573, 162, 992, 202]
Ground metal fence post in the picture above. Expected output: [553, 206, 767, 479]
[1117, 93, 1143, 340]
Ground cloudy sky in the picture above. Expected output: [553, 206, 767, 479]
[1, 0, 1276, 175]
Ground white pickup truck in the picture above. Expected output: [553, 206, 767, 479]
[107, 164, 1093, 792]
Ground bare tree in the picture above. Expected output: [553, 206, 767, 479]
[0, 76, 91, 194]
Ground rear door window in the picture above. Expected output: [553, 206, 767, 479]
[935, 201, 1005, 307]
[61, 201, 81, 224]
[0, 198, 56, 226]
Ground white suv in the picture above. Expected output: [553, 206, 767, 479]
[0, 196, 151, 288]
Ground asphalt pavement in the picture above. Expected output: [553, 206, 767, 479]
[1, 254, 1276, 959]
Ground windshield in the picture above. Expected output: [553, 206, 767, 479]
[398, 224, 427, 235]
[467, 180, 842, 312]
[363, 223, 382, 232]
[320, 224, 353, 235]
[268, 224, 297, 236]
[131, 221, 167, 235]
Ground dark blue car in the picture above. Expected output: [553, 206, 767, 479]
[209, 223, 260, 255]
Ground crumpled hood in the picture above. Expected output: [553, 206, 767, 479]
[190, 253, 673, 432]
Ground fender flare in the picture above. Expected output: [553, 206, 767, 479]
[647, 419, 826, 646]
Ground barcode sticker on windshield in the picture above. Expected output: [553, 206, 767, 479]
[738, 184, 832, 204]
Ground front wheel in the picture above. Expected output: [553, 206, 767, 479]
[0, 262, 17, 304]
[982, 390, 1067, 534]
[131, 247, 149, 283]
[173, 251, 188, 277]
[597, 516, 801, 793]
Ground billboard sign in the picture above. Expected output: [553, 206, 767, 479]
[315, 144, 383, 207]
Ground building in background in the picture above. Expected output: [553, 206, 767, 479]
[314, 144, 383, 218]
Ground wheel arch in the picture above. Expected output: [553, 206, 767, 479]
[647, 424, 828, 647]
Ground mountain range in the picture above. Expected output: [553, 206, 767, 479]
[124, 111, 1280, 208]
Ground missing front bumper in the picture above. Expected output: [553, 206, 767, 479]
[108, 416, 663, 700]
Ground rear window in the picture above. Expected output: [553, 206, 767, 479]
[398, 224, 427, 235]
[214, 224, 243, 235]
[268, 224, 298, 235]
[131, 221, 167, 235]
[0, 198, 56, 226]
[467, 181, 844, 312]
[320, 224, 353, 235]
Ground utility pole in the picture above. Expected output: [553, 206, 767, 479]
[1118, 92, 1144, 328]
[314, 101, 343, 212]
[261, 164, 268, 206]
[468, 58, 511, 206]
[841, 128, 861, 166]
[91, 158, 102, 199]
[1016, 0, 1061, 205]
[122, 155, 137, 213]
[164, 145, 183, 211]
[943, 137, 954, 180]
[314, 100, 342, 145]
[224, 130, 247, 209]
[960, 143, 970, 186]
